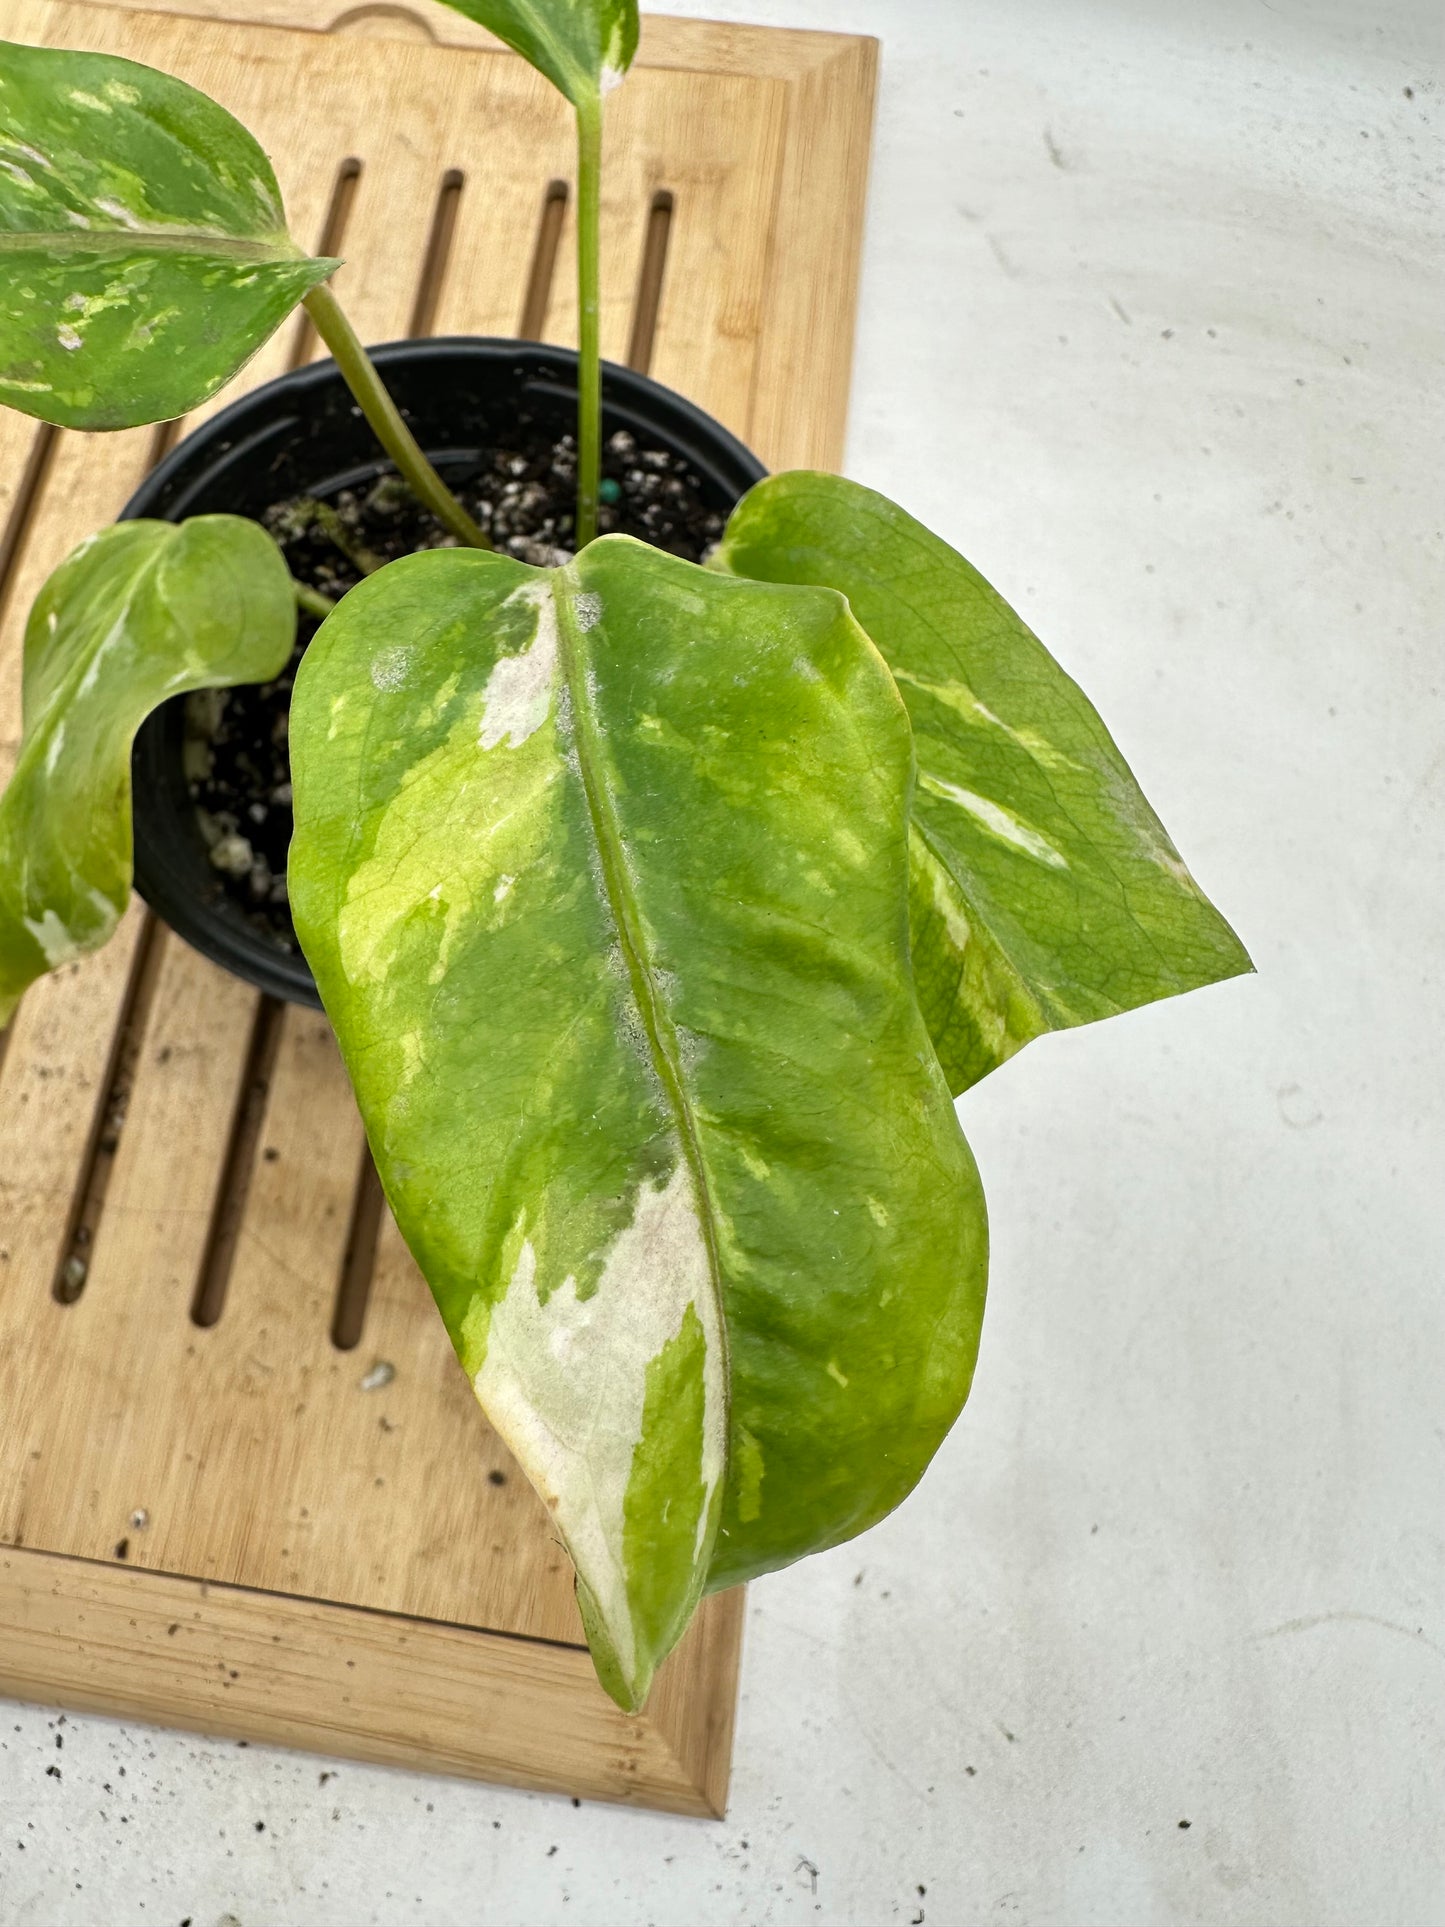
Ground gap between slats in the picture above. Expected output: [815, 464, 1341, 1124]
[628, 190, 675, 375]
[50, 916, 168, 1304]
[0, 425, 58, 635]
[288, 156, 363, 369]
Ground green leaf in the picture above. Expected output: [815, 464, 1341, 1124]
[0, 516, 296, 1025]
[0, 40, 336, 429]
[289, 538, 986, 1709]
[429, 0, 638, 107]
[715, 472, 1254, 1096]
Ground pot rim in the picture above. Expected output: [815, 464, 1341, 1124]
[128, 336, 769, 525]
[126, 334, 768, 1009]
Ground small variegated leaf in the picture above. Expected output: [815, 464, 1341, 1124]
[715, 472, 1254, 1096]
[0, 516, 295, 1025]
[0, 40, 336, 429]
[429, 0, 637, 106]
[288, 538, 986, 1710]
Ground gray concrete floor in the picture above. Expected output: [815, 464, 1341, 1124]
[2, 0, 1441, 1921]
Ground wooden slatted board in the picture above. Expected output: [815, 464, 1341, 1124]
[0, 0, 877, 1815]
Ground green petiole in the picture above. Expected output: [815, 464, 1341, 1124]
[301, 285, 491, 552]
[293, 580, 337, 621]
[574, 95, 604, 550]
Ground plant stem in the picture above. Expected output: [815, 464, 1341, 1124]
[301, 284, 490, 551]
[294, 580, 336, 621]
[574, 94, 603, 550]
[307, 500, 383, 576]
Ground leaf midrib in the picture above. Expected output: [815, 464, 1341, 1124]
[0, 226, 312, 264]
[552, 564, 730, 1354]
[486, 0, 596, 102]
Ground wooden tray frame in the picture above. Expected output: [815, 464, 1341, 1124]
[0, 0, 876, 1815]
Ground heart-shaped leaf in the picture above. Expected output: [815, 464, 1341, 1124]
[0, 40, 336, 429]
[289, 538, 986, 1709]
[430, 0, 638, 106]
[715, 473, 1254, 1095]
[0, 516, 296, 1025]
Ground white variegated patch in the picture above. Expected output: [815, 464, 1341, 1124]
[909, 823, 1028, 1060]
[369, 644, 413, 692]
[337, 640, 560, 994]
[473, 1162, 726, 1697]
[22, 907, 82, 966]
[892, 668, 1083, 775]
[478, 580, 559, 750]
[919, 771, 1069, 870]
[911, 823, 971, 956]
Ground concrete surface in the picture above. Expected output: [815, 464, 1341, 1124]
[2, 0, 1441, 1921]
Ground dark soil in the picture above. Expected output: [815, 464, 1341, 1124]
[186, 427, 726, 952]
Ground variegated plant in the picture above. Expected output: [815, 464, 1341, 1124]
[0, 5, 1250, 1710]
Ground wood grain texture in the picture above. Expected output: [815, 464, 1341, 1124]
[0, 1546, 742, 1814]
[0, 0, 874, 1809]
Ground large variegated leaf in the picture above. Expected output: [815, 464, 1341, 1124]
[0, 40, 336, 429]
[715, 472, 1253, 1095]
[289, 538, 986, 1710]
[0, 517, 295, 1025]
[430, 0, 637, 105]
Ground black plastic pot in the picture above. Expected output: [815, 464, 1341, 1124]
[126, 339, 767, 1007]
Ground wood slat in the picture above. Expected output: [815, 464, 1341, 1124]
[0, 1545, 742, 1814]
[0, 911, 143, 1289]
[439, 62, 790, 443]
[0, 0, 876, 1808]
